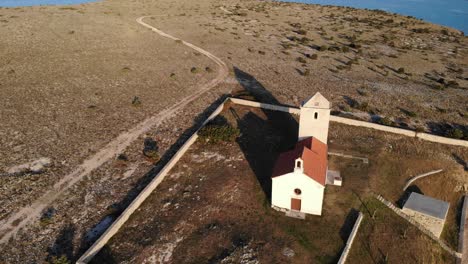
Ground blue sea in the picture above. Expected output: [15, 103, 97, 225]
[0, 0, 466, 33]
[282, 0, 468, 33]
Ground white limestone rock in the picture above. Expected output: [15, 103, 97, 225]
[7, 157, 51, 175]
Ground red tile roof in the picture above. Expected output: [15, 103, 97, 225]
[272, 137, 327, 186]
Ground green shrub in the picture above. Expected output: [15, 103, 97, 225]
[406, 111, 417, 117]
[446, 128, 464, 139]
[357, 102, 369, 111]
[143, 138, 160, 160]
[412, 28, 430, 33]
[349, 43, 361, 49]
[415, 126, 425, 133]
[310, 54, 318, 60]
[446, 80, 459, 88]
[132, 96, 142, 106]
[198, 124, 240, 143]
[190, 67, 200, 73]
[296, 57, 307, 63]
[397, 67, 405, 74]
[378, 117, 395, 126]
[295, 29, 307, 35]
[357, 89, 368, 96]
[50, 256, 70, 264]
[319, 45, 328, 51]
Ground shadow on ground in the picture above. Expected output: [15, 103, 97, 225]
[66, 95, 230, 262]
[231, 67, 298, 202]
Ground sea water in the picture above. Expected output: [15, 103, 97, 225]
[0, 0, 97, 7]
[281, 0, 468, 33]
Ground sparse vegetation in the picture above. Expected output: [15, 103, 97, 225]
[198, 122, 240, 144]
[131, 96, 141, 106]
[296, 57, 307, 63]
[50, 256, 71, 264]
[378, 116, 395, 126]
[446, 128, 465, 139]
[143, 137, 159, 160]
[295, 29, 307, 35]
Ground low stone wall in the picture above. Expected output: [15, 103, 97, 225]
[230, 98, 301, 114]
[229, 98, 468, 147]
[78, 97, 465, 263]
[458, 196, 468, 264]
[375, 194, 462, 259]
[77, 98, 228, 264]
[330, 115, 415, 137]
[338, 212, 364, 264]
[403, 169, 444, 191]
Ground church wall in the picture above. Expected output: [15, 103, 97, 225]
[271, 172, 324, 215]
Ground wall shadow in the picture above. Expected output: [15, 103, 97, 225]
[426, 121, 467, 139]
[397, 185, 423, 207]
[75, 94, 230, 262]
[232, 67, 298, 203]
[452, 153, 467, 171]
[46, 223, 76, 263]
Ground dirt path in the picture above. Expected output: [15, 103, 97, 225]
[0, 16, 228, 244]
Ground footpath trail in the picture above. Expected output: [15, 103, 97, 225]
[0, 15, 228, 244]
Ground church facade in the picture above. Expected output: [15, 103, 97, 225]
[271, 93, 340, 217]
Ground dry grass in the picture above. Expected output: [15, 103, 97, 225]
[347, 197, 456, 263]
[95, 104, 466, 263]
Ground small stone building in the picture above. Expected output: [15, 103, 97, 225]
[402, 192, 450, 238]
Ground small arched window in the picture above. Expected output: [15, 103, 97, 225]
[294, 188, 302, 195]
[296, 160, 302, 169]
[314, 112, 318, 119]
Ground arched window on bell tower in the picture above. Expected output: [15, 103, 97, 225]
[314, 112, 318, 119]
[294, 158, 304, 173]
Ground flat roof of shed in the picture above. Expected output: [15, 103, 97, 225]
[403, 192, 449, 220]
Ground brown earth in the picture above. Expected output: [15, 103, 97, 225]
[0, 0, 467, 262]
[348, 197, 456, 264]
[94, 103, 465, 263]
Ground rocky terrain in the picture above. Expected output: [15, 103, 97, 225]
[0, 0, 466, 262]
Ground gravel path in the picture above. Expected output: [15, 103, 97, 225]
[0, 15, 228, 244]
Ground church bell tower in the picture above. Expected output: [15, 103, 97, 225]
[298, 92, 331, 143]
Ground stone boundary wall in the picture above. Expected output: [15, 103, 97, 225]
[230, 98, 468, 147]
[403, 169, 444, 191]
[78, 97, 465, 263]
[458, 196, 468, 264]
[375, 194, 462, 258]
[77, 98, 229, 264]
[230, 98, 301, 114]
[338, 212, 364, 264]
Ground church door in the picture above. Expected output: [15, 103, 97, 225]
[291, 198, 301, 211]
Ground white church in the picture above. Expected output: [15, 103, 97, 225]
[271, 92, 341, 218]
